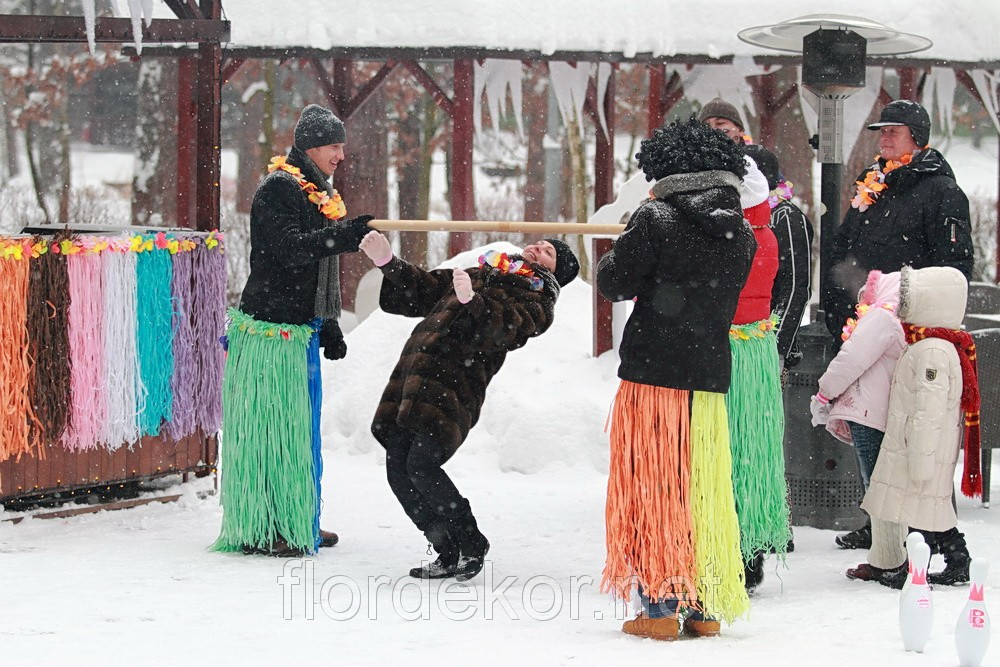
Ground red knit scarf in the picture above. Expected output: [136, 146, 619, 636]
[901, 323, 982, 498]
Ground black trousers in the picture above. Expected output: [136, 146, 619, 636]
[383, 427, 473, 535]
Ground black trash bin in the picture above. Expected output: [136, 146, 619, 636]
[783, 321, 867, 530]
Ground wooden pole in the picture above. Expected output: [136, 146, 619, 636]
[368, 219, 623, 235]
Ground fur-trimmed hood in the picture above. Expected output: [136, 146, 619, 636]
[649, 170, 746, 239]
[898, 265, 968, 329]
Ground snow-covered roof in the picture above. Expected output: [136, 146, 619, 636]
[213, 1, 1000, 65]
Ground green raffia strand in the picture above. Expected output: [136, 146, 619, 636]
[690, 391, 751, 624]
[726, 322, 791, 559]
[213, 309, 318, 553]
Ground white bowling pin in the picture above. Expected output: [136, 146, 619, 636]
[955, 558, 991, 667]
[900, 532, 926, 601]
[899, 540, 933, 652]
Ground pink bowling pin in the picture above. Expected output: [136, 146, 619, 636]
[955, 558, 990, 667]
[899, 539, 932, 652]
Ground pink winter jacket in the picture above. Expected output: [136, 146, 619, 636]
[818, 271, 906, 444]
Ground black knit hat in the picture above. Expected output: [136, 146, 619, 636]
[868, 100, 931, 147]
[294, 104, 346, 150]
[698, 98, 744, 130]
[544, 238, 580, 287]
[743, 144, 782, 191]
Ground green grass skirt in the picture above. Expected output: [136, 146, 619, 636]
[726, 321, 791, 559]
[212, 309, 318, 554]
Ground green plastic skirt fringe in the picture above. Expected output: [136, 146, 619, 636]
[213, 309, 318, 554]
[726, 320, 791, 559]
[690, 391, 751, 624]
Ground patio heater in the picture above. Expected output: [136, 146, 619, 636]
[737, 16, 931, 529]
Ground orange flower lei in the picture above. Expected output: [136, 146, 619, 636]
[850, 153, 914, 212]
[268, 155, 347, 221]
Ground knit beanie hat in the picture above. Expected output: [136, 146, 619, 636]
[743, 144, 782, 191]
[544, 238, 580, 287]
[698, 98, 744, 130]
[867, 100, 931, 148]
[294, 104, 346, 150]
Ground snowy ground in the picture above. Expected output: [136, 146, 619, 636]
[2, 243, 998, 665]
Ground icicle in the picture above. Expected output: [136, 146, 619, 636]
[595, 62, 612, 142]
[107, 0, 122, 17]
[548, 61, 592, 137]
[970, 71, 1000, 135]
[473, 59, 524, 140]
[140, 0, 154, 27]
[840, 67, 883, 163]
[81, 0, 96, 54]
[126, 0, 143, 54]
[921, 67, 957, 138]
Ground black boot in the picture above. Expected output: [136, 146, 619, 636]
[450, 516, 490, 581]
[835, 523, 872, 550]
[877, 562, 910, 590]
[744, 552, 765, 593]
[928, 529, 971, 586]
[409, 522, 459, 579]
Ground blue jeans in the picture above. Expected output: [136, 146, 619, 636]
[639, 587, 710, 621]
[848, 422, 885, 491]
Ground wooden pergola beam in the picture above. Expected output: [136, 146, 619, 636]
[163, 0, 203, 20]
[341, 60, 398, 119]
[401, 60, 455, 117]
[0, 15, 229, 44]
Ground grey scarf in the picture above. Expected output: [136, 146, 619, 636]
[297, 150, 342, 320]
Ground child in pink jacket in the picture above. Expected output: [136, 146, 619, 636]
[810, 270, 906, 564]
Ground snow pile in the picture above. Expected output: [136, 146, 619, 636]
[323, 241, 617, 474]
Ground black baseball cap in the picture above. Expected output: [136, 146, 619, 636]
[867, 100, 931, 147]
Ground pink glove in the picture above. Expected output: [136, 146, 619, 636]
[359, 230, 393, 266]
[453, 268, 474, 304]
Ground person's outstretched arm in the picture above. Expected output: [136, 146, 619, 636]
[360, 230, 456, 317]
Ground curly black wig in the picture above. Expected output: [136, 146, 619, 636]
[636, 115, 748, 182]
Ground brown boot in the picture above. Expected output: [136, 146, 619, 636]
[622, 613, 680, 641]
[683, 617, 721, 638]
[318, 530, 339, 548]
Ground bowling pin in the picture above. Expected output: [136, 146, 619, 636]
[900, 532, 926, 601]
[955, 558, 991, 667]
[899, 539, 932, 652]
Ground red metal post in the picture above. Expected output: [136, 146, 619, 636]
[647, 64, 665, 137]
[449, 59, 475, 255]
[593, 69, 616, 357]
[898, 67, 919, 101]
[194, 0, 222, 232]
[176, 56, 197, 228]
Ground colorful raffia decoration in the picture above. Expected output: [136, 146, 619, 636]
[730, 314, 778, 340]
[63, 242, 107, 451]
[136, 237, 174, 436]
[192, 235, 226, 435]
[766, 180, 794, 210]
[166, 242, 197, 441]
[850, 152, 915, 211]
[268, 155, 347, 221]
[478, 249, 543, 290]
[102, 242, 142, 449]
[0, 250, 35, 461]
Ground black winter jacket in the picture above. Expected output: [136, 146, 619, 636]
[597, 171, 756, 393]
[771, 200, 814, 366]
[240, 147, 364, 325]
[824, 148, 973, 338]
[371, 256, 558, 459]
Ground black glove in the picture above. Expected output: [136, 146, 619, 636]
[342, 214, 375, 251]
[319, 318, 347, 361]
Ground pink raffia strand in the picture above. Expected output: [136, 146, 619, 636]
[63, 248, 107, 451]
[165, 244, 197, 441]
[192, 239, 226, 435]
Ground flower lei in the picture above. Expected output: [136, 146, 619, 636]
[767, 180, 795, 210]
[841, 302, 896, 342]
[730, 315, 778, 340]
[478, 250, 543, 291]
[850, 153, 914, 212]
[268, 155, 347, 221]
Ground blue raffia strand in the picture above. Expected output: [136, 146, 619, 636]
[135, 239, 175, 436]
[307, 319, 324, 550]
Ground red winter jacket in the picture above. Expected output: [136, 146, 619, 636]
[733, 201, 779, 325]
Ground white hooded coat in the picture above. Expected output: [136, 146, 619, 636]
[861, 266, 969, 533]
